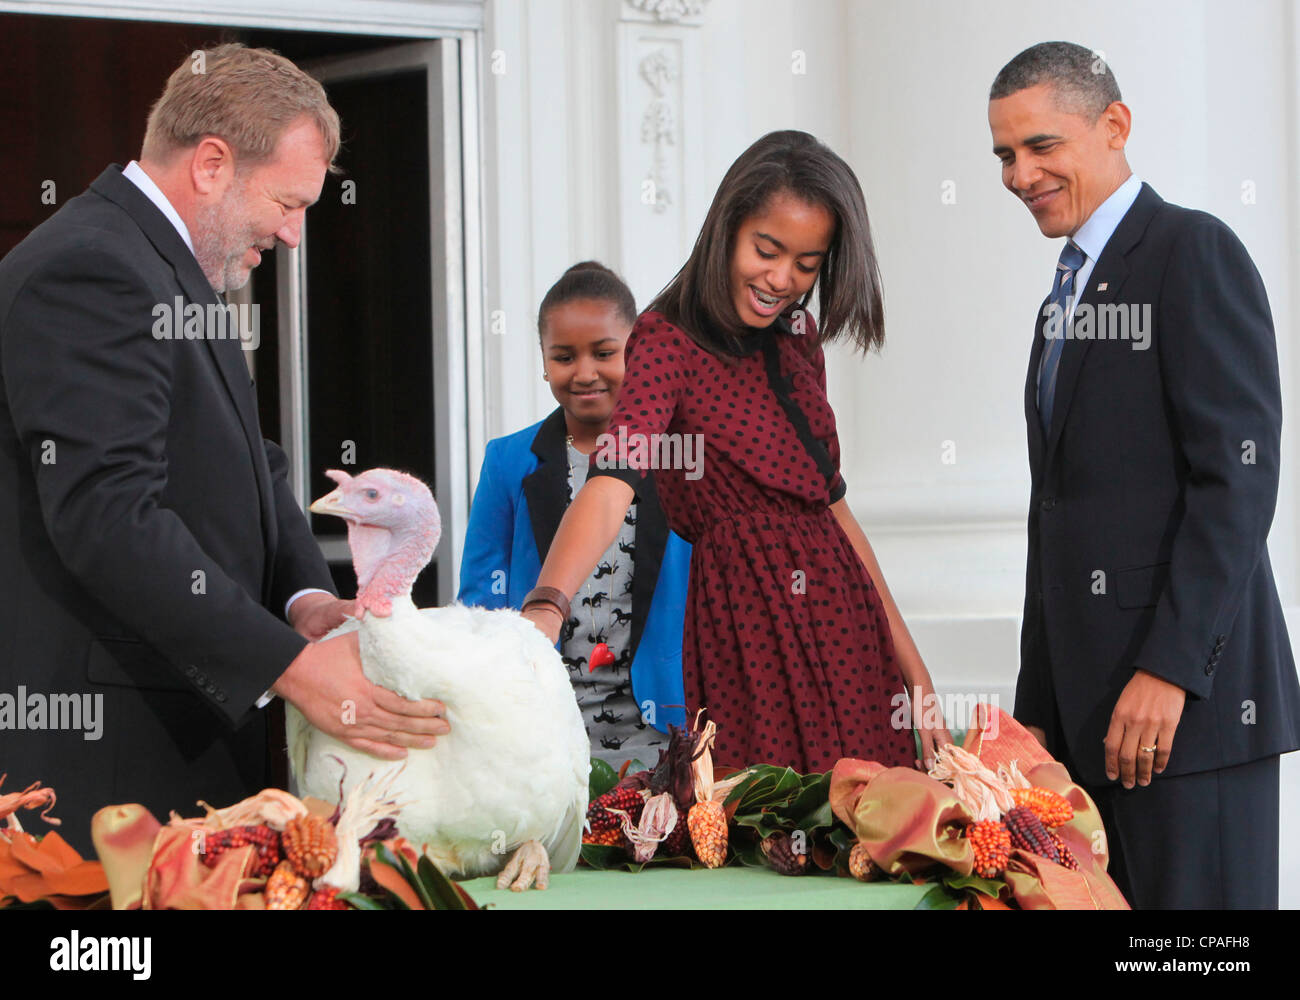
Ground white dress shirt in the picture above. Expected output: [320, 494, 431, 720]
[1063, 172, 1143, 323]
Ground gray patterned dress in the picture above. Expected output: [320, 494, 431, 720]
[562, 439, 666, 770]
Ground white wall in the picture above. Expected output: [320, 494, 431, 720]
[480, 0, 1300, 905]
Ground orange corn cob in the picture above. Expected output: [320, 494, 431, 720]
[1010, 787, 1074, 827]
[968, 820, 1012, 878]
[281, 814, 339, 879]
[265, 860, 310, 910]
[687, 800, 728, 868]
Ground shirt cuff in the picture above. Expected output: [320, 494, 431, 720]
[285, 587, 332, 620]
[255, 689, 276, 709]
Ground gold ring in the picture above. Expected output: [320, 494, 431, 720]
[1139, 745, 1157, 753]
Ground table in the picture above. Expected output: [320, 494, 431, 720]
[458, 865, 937, 909]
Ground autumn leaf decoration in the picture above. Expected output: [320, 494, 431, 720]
[0, 774, 109, 909]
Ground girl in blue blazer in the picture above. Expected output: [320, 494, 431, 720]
[458, 262, 691, 767]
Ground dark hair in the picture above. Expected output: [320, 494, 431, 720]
[990, 42, 1122, 120]
[537, 261, 638, 342]
[648, 130, 884, 357]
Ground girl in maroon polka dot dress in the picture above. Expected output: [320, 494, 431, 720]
[522, 131, 950, 773]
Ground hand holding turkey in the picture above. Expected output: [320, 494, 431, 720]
[522, 603, 564, 644]
[273, 631, 449, 761]
[288, 592, 357, 641]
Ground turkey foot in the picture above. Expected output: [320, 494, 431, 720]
[496, 839, 550, 892]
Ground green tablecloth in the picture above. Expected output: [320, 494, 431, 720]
[458, 865, 936, 909]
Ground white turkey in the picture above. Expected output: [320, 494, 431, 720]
[286, 467, 590, 891]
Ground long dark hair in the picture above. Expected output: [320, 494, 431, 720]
[537, 261, 637, 342]
[649, 130, 884, 356]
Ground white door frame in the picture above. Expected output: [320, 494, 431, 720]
[0, 0, 484, 35]
[296, 38, 479, 603]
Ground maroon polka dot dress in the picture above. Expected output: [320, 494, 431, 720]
[588, 309, 915, 773]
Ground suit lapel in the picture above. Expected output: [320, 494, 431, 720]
[90, 167, 264, 456]
[1024, 295, 1050, 474]
[1042, 259, 1128, 464]
[90, 166, 276, 581]
[1037, 183, 1164, 470]
[523, 408, 571, 563]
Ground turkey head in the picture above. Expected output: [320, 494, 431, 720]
[309, 468, 442, 618]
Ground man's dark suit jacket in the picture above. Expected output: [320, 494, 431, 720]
[0, 165, 336, 854]
[1017, 182, 1300, 787]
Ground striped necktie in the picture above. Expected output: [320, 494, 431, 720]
[1036, 239, 1086, 431]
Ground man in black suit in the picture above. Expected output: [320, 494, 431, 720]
[989, 42, 1300, 908]
[0, 44, 447, 855]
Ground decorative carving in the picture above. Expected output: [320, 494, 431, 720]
[625, 0, 709, 23]
[639, 48, 677, 214]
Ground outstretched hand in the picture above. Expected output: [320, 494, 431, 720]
[910, 683, 953, 771]
[522, 604, 565, 645]
[273, 631, 450, 759]
[288, 592, 356, 641]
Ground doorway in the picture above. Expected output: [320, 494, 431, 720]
[0, 10, 482, 607]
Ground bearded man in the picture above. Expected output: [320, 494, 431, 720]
[0, 44, 447, 855]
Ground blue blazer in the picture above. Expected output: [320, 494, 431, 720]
[458, 407, 691, 732]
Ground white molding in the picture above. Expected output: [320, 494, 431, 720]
[431, 36, 472, 604]
[461, 27, 487, 513]
[0, 0, 484, 34]
[621, 0, 709, 26]
[616, 21, 703, 308]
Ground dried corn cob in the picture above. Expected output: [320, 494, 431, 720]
[687, 800, 728, 868]
[968, 820, 1012, 878]
[1011, 786, 1074, 828]
[586, 786, 646, 834]
[582, 827, 626, 847]
[201, 823, 281, 877]
[265, 860, 310, 910]
[760, 831, 808, 876]
[1048, 831, 1079, 871]
[1004, 805, 1060, 865]
[282, 814, 339, 879]
[305, 886, 349, 910]
[848, 841, 878, 882]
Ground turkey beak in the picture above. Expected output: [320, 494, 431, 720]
[309, 489, 353, 520]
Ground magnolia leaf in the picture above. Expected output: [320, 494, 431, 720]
[942, 871, 1007, 897]
[731, 811, 786, 841]
[914, 883, 963, 909]
[417, 854, 470, 911]
[367, 856, 421, 910]
[376, 842, 436, 911]
[788, 771, 830, 807]
[337, 891, 386, 910]
[588, 759, 619, 801]
[579, 843, 626, 871]
[793, 799, 835, 833]
[827, 825, 857, 875]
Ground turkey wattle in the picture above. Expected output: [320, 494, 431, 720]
[286, 468, 589, 890]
